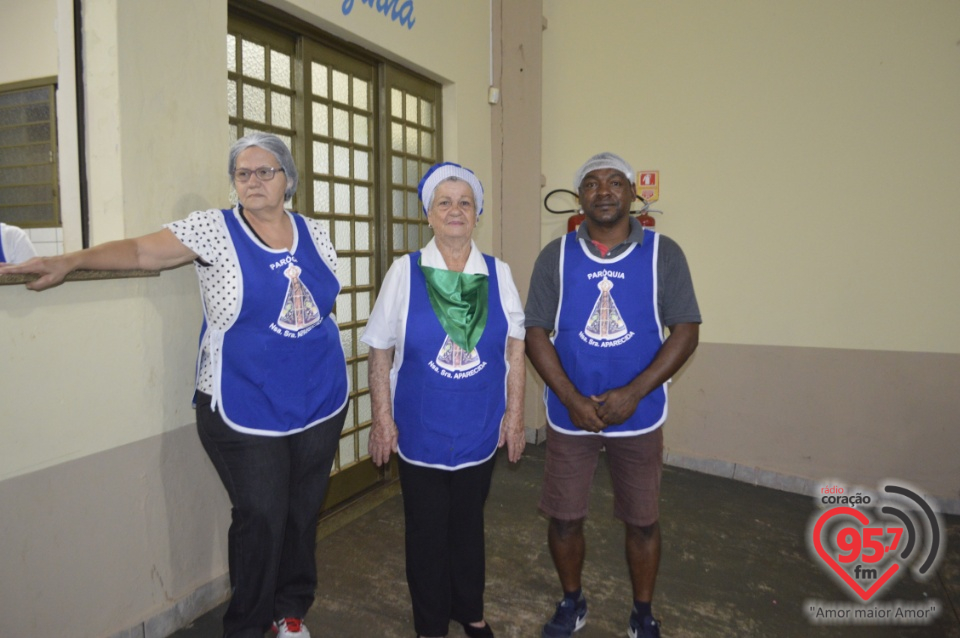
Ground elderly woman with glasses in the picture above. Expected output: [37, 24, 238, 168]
[361, 162, 526, 638]
[1, 133, 348, 638]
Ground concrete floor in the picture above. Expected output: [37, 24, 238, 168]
[172, 443, 959, 637]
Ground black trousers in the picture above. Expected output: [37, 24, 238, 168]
[196, 393, 347, 638]
[398, 455, 497, 637]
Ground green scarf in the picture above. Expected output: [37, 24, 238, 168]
[419, 257, 489, 352]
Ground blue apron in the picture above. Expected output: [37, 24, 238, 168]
[546, 229, 666, 435]
[205, 209, 348, 434]
[394, 252, 508, 468]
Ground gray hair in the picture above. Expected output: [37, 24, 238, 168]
[228, 132, 299, 201]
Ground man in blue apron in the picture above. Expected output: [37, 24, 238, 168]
[525, 152, 701, 638]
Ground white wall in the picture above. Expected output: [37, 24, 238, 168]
[0, 0, 81, 254]
[2, 2, 231, 634]
[541, 0, 960, 354]
[0, 0, 58, 83]
[2, 0, 227, 483]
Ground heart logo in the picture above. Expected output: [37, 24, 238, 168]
[812, 506, 900, 601]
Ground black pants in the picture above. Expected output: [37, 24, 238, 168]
[398, 455, 497, 637]
[196, 393, 347, 638]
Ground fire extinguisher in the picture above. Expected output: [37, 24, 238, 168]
[637, 209, 657, 229]
[544, 189, 661, 232]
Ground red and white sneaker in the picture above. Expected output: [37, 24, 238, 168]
[273, 617, 311, 638]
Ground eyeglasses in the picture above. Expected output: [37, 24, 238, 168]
[233, 166, 285, 182]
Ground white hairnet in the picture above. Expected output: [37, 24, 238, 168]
[572, 152, 635, 190]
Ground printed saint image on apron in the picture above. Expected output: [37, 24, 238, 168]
[277, 263, 322, 330]
[584, 276, 628, 340]
[436, 336, 481, 373]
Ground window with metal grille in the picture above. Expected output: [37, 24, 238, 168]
[228, 9, 441, 503]
[0, 79, 60, 228]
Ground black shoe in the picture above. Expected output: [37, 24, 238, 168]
[627, 610, 660, 638]
[542, 595, 588, 637]
[461, 621, 494, 638]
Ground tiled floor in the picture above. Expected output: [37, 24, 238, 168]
[172, 443, 959, 637]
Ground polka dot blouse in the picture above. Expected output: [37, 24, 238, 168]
[164, 207, 338, 394]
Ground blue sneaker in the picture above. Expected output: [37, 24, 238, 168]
[627, 610, 661, 638]
[541, 595, 588, 638]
